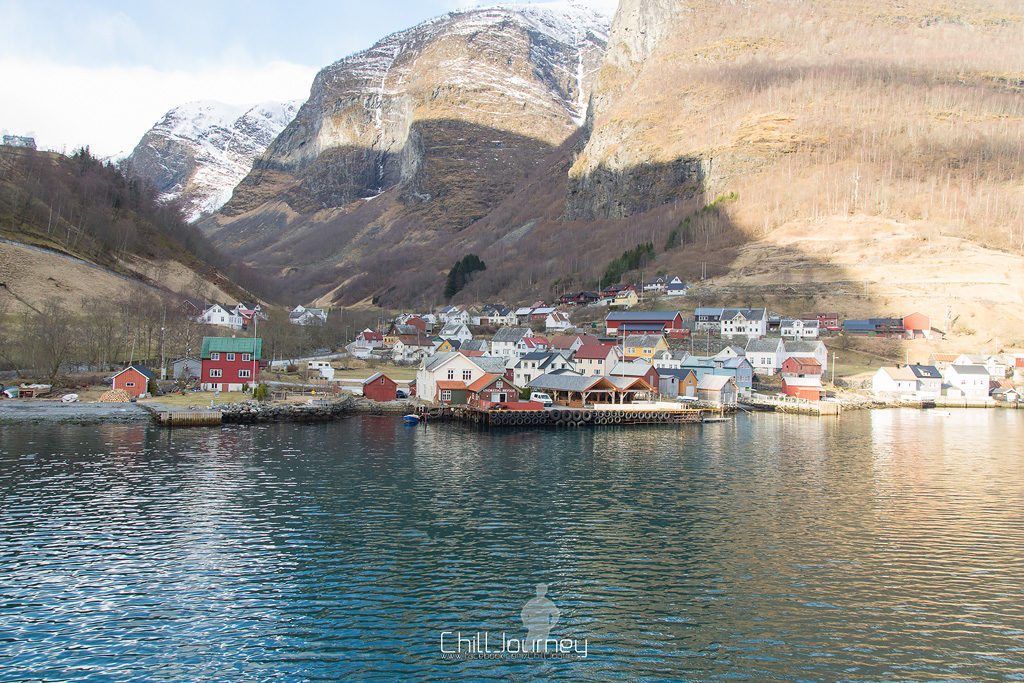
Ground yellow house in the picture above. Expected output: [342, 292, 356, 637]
[435, 338, 455, 353]
[611, 289, 639, 308]
[623, 334, 668, 361]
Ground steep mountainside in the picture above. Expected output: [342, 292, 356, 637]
[128, 101, 299, 222]
[442, 0, 1024, 345]
[200, 3, 609, 304]
[0, 146, 254, 314]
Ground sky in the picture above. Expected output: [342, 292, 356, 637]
[0, 0, 618, 157]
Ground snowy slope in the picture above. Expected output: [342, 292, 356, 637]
[127, 100, 300, 222]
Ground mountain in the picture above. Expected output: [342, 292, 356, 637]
[199, 2, 609, 306]
[127, 100, 299, 222]
[0, 145, 257, 315]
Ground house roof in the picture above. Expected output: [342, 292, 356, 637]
[746, 338, 783, 353]
[949, 364, 989, 375]
[528, 372, 602, 393]
[785, 357, 822, 369]
[657, 368, 698, 381]
[909, 364, 942, 379]
[694, 307, 724, 317]
[466, 373, 507, 393]
[112, 364, 155, 380]
[721, 307, 767, 320]
[610, 360, 657, 377]
[460, 340, 489, 352]
[423, 352, 462, 371]
[608, 376, 654, 391]
[363, 372, 395, 385]
[880, 366, 917, 381]
[606, 311, 681, 322]
[473, 357, 510, 374]
[492, 327, 531, 343]
[624, 334, 665, 348]
[620, 323, 666, 332]
[436, 380, 468, 391]
[573, 343, 614, 360]
[929, 353, 958, 363]
[201, 336, 262, 358]
[698, 375, 734, 390]
[784, 340, 825, 353]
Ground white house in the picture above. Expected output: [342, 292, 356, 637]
[665, 277, 689, 297]
[438, 322, 473, 344]
[944, 364, 991, 399]
[289, 305, 328, 325]
[545, 311, 573, 331]
[653, 349, 691, 370]
[490, 327, 533, 358]
[416, 352, 508, 404]
[572, 344, 621, 376]
[513, 351, 574, 388]
[745, 338, 785, 374]
[392, 336, 434, 363]
[872, 366, 919, 398]
[197, 304, 243, 330]
[954, 354, 1008, 379]
[780, 319, 820, 339]
[642, 276, 667, 293]
[720, 308, 768, 339]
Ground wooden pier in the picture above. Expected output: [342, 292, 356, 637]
[420, 403, 721, 428]
[156, 410, 223, 426]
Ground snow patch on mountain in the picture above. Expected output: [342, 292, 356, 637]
[129, 100, 300, 222]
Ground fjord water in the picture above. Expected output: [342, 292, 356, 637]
[1, 411, 1022, 681]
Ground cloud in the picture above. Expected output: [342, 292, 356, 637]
[0, 59, 316, 157]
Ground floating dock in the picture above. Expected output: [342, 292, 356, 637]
[420, 403, 723, 428]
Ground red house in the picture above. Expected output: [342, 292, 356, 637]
[902, 312, 930, 338]
[803, 312, 840, 331]
[782, 376, 823, 401]
[111, 364, 155, 399]
[781, 357, 823, 376]
[362, 372, 398, 402]
[200, 336, 262, 391]
[405, 316, 428, 333]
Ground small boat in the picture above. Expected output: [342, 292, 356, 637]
[403, 414, 421, 425]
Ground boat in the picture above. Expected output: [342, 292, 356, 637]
[403, 414, 421, 425]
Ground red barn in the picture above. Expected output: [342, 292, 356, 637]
[111, 364, 155, 399]
[781, 357, 823, 376]
[902, 312, 930, 338]
[782, 376, 823, 401]
[200, 337, 262, 391]
[605, 311, 686, 338]
[362, 372, 398, 402]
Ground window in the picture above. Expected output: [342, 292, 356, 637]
[447, 370, 455, 380]
[210, 369, 223, 378]
[462, 370, 472, 381]
[242, 353, 251, 361]
[211, 352, 220, 361]
[125, 381, 135, 388]
[380, 377, 386, 384]
[227, 353, 235, 361]
[440, 390, 452, 402]
[239, 370, 251, 378]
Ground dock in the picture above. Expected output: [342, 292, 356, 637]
[155, 410, 223, 426]
[420, 403, 723, 428]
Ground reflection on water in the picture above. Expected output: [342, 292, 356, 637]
[1, 411, 1022, 680]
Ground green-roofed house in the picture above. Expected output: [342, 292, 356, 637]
[200, 336, 263, 391]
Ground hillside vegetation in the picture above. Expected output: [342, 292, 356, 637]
[0, 146, 261, 312]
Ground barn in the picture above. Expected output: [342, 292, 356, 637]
[362, 372, 398, 402]
[782, 376, 823, 401]
[111, 364, 155, 399]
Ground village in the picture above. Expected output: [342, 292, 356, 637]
[3, 275, 1021, 423]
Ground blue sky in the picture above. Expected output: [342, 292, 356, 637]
[0, 0, 617, 156]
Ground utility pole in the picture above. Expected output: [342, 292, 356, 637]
[831, 352, 836, 386]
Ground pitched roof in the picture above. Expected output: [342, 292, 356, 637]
[528, 372, 601, 392]
[492, 327, 530, 343]
[694, 307, 724, 317]
[657, 368, 698, 381]
[698, 375, 734, 390]
[624, 334, 665, 348]
[436, 380, 468, 391]
[573, 343, 614, 360]
[785, 340, 825, 353]
[201, 336, 262, 358]
[473, 357, 510, 374]
[362, 371, 395, 385]
[465, 373, 500, 393]
[606, 311, 681, 322]
[948, 364, 990, 375]
[880, 366, 917, 381]
[721, 307, 767, 320]
[909, 364, 942, 379]
[608, 376, 654, 391]
[460, 340, 489, 352]
[423, 352, 462, 371]
[785, 357, 822, 369]
[746, 338, 783, 353]
[609, 360, 657, 377]
[112, 364, 156, 380]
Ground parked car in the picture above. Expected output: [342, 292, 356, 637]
[396, 389, 409, 399]
[530, 392, 554, 407]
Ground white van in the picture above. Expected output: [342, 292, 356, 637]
[530, 392, 554, 407]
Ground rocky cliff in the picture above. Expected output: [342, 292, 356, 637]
[127, 101, 299, 222]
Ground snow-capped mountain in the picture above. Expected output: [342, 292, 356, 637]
[127, 100, 299, 221]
